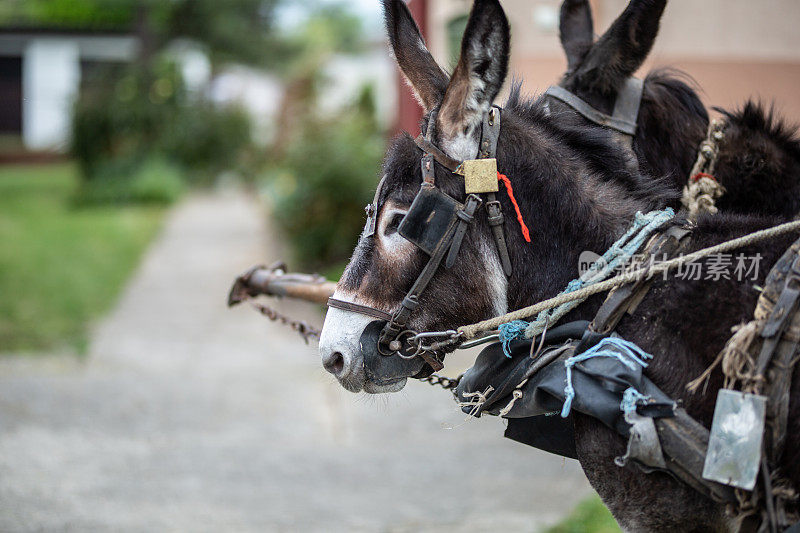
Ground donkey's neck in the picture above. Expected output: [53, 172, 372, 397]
[493, 110, 672, 313]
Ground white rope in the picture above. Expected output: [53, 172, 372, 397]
[458, 219, 800, 340]
[456, 386, 494, 418]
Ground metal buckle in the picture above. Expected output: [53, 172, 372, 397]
[362, 175, 387, 238]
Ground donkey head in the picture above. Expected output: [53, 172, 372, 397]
[319, 0, 512, 393]
[556, 0, 708, 188]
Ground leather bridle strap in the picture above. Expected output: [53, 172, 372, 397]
[379, 195, 460, 339]
[327, 298, 393, 322]
[446, 194, 482, 269]
[414, 135, 461, 172]
[544, 78, 643, 136]
[481, 107, 512, 277]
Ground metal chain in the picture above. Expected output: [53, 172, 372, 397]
[249, 301, 322, 344]
[418, 373, 462, 391]
[246, 300, 462, 393]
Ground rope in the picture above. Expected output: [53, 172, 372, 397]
[682, 118, 727, 220]
[498, 320, 529, 357]
[457, 386, 494, 418]
[682, 175, 725, 219]
[498, 172, 531, 243]
[691, 172, 718, 183]
[497, 208, 675, 352]
[458, 218, 800, 340]
[621, 387, 652, 416]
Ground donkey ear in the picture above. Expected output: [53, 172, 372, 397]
[572, 0, 666, 93]
[382, 0, 449, 112]
[560, 0, 594, 72]
[437, 0, 510, 158]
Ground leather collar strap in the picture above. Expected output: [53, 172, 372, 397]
[545, 77, 643, 136]
[327, 298, 392, 322]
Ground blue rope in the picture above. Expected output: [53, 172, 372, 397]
[560, 337, 653, 418]
[497, 208, 675, 354]
[498, 320, 530, 358]
[620, 387, 651, 416]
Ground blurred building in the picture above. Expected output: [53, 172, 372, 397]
[397, 0, 800, 132]
[0, 29, 137, 151]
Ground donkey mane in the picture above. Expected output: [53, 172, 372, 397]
[714, 101, 800, 218]
[504, 78, 678, 206]
[721, 101, 800, 154]
[635, 68, 708, 190]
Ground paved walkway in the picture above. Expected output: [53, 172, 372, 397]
[0, 190, 592, 532]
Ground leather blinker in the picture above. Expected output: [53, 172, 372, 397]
[398, 185, 462, 256]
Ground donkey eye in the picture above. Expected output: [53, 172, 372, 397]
[384, 213, 405, 235]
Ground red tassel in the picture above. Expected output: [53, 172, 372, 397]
[497, 172, 531, 243]
[691, 172, 717, 183]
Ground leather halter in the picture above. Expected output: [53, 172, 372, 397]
[544, 77, 644, 136]
[327, 106, 508, 369]
[327, 82, 646, 367]
[545, 77, 644, 172]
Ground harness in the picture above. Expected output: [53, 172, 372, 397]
[328, 80, 797, 529]
[457, 228, 800, 531]
[545, 77, 644, 172]
[545, 78, 644, 137]
[327, 105, 511, 372]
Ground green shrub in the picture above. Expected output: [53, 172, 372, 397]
[74, 156, 186, 205]
[162, 103, 253, 184]
[267, 92, 385, 270]
[546, 496, 621, 533]
[72, 61, 184, 180]
[71, 59, 254, 199]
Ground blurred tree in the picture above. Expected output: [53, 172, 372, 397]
[0, 0, 294, 70]
[265, 4, 385, 270]
[292, 4, 365, 57]
[270, 85, 384, 270]
[30, 0, 293, 194]
[162, 0, 293, 70]
[0, 0, 134, 31]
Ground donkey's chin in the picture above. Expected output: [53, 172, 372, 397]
[364, 377, 407, 394]
[334, 364, 407, 394]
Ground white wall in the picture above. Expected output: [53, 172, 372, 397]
[22, 38, 80, 151]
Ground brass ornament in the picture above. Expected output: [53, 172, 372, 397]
[460, 158, 499, 194]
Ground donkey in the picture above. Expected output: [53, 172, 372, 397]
[555, 0, 800, 219]
[319, 0, 800, 530]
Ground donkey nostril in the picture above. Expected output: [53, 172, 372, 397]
[324, 352, 345, 376]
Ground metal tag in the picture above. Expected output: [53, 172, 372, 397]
[461, 158, 499, 194]
[702, 389, 767, 491]
[398, 186, 461, 255]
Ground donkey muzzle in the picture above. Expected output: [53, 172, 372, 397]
[360, 320, 427, 384]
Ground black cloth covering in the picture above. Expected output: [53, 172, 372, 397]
[455, 322, 675, 458]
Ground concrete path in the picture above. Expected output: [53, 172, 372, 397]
[0, 190, 592, 532]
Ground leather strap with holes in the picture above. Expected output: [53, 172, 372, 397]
[327, 298, 393, 322]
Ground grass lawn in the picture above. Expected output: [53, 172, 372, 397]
[546, 496, 621, 533]
[0, 163, 166, 354]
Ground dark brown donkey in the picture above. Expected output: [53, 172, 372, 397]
[555, 0, 800, 219]
[319, 0, 800, 530]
